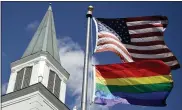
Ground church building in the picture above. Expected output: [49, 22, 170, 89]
[2, 4, 70, 110]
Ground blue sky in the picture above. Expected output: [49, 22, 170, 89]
[2, 1, 182, 110]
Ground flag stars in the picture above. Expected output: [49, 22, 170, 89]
[97, 18, 131, 44]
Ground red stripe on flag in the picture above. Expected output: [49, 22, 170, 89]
[96, 47, 127, 62]
[125, 16, 168, 22]
[130, 32, 163, 38]
[97, 41, 131, 58]
[132, 56, 178, 62]
[128, 24, 165, 30]
[98, 33, 120, 42]
[127, 48, 171, 54]
[130, 41, 165, 46]
[95, 60, 171, 78]
[171, 64, 180, 70]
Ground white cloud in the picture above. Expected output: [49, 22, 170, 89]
[2, 82, 8, 95]
[26, 20, 39, 31]
[58, 36, 108, 110]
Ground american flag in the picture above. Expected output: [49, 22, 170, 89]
[93, 16, 180, 70]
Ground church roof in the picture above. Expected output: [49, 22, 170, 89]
[2, 83, 70, 110]
[22, 4, 61, 63]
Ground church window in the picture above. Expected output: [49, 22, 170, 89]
[48, 70, 61, 98]
[54, 74, 61, 98]
[22, 66, 33, 88]
[14, 68, 24, 91]
[14, 66, 33, 91]
[47, 70, 55, 92]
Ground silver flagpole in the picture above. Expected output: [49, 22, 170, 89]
[81, 6, 93, 110]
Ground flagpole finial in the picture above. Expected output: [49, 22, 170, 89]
[86, 5, 93, 18]
[88, 5, 93, 11]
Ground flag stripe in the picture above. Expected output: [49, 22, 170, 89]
[128, 24, 166, 30]
[96, 45, 132, 62]
[127, 48, 171, 54]
[126, 20, 167, 27]
[130, 32, 163, 38]
[96, 46, 123, 57]
[96, 69, 171, 79]
[96, 45, 177, 67]
[96, 75, 172, 86]
[125, 16, 167, 22]
[98, 31, 120, 40]
[132, 59, 179, 68]
[95, 97, 130, 106]
[97, 40, 132, 58]
[125, 44, 168, 50]
[171, 64, 180, 70]
[131, 36, 164, 42]
[95, 90, 169, 100]
[165, 60, 179, 66]
[132, 57, 177, 62]
[130, 52, 174, 59]
[130, 41, 165, 46]
[129, 27, 164, 34]
[96, 83, 173, 93]
[98, 33, 120, 42]
[97, 37, 130, 54]
[133, 59, 178, 67]
[95, 60, 171, 78]
[94, 97, 167, 106]
[96, 69, 171, 78]
[96, 44, 134, 62]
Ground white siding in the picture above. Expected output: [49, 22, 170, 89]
[42, 64, 50, 88]
[60, 81, 66, 103]
[6, 71, 17, 94]
[38, 60, 46, 82]
[30, 63, 39, 85]
[2, 92, 58, 110]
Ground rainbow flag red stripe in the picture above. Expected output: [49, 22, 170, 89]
[93, 60, 173, 106]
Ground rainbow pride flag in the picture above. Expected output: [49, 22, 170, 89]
[92, 60, 173, 106]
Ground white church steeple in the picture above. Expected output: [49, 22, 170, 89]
[6, 4, 69, 103]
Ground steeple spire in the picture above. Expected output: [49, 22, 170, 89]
[48, 3, 52, 11]
[22, 4, 61, 63]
